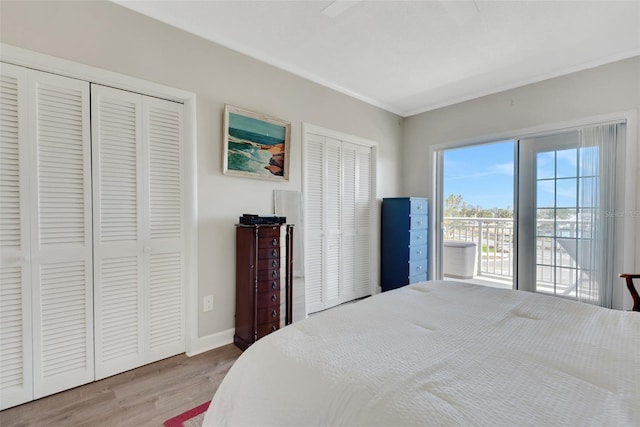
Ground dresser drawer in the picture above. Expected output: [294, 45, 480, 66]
[257, 306, 280, 324]
[257, 321, 281, 339]
[409, 244, 428, 261]
[409, 273, 428, 284]
[410, 214, 428, 230]
[409, 229, 428, 245]
[257, 290, 281, 308]
[257, 258, 280, 270]
[257, 226, 281, 249]
[258, 247, 280, 260]
[409, 259, 427, 277]
[257, 269, 280, 281]
[410, 198, 428, 215]
[257, 279, 280, 293]
[257, 226, 281, 237]
[258, 236, 280, 249]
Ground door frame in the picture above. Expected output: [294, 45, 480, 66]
[430, 111, 637, 309]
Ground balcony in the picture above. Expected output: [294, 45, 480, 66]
[443, 217, 584, 296]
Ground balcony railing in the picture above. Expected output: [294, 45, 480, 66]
[444, 217, 514, 278]
[443, 217, 581, 292]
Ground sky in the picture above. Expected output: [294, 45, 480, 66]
[443, 140, 515, 210]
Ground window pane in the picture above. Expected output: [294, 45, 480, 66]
[579, 177, 598, 208]
[556, 148, 577, 178]
[537, 151, 555, 179]
[555, 267, 576, 296]
[556, 178, 577, 208]
[536, 237, 553, 264]
[537, 180, 555, 208]
[579, 146, 599, 176]
[578, 208, 595, 239]
[556, 209, 576, 237]
[536, 211, 554, 237]
[555, 237, 577, 268]
[537, 264, 554, 294]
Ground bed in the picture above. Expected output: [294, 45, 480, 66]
[203, 280, 640, 426]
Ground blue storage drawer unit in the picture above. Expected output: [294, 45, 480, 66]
[381, 197, 429, 291]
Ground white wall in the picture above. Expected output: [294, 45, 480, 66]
[0, 1, 403, 343]
[404, 56, 640, 308]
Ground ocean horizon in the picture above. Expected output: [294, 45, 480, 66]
[229, 127, 284, 147]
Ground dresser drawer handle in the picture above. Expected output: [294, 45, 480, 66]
[272, 260, 278, 267]
[271, 310, 277, 318]
[271, 294, 278, 302]
[416, 235, 422, 240]
[417, 220, 423, 225]
[271, 281, 278, 289]
[417, 250, 423, 255]
[417, 204, 423, 210]
[272, 249, 278, 257]
[272, 271, 278, 278]
[271, 325, 277, 332]
[417, 265, 423, 270]
[272, 239, 278, 246]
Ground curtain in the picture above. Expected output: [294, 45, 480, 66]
[576, 123, 620, 308]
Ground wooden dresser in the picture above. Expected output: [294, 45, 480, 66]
[234, 224, 293, 350]
[381, 197, 429, 292]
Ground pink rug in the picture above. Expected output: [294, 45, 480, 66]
[164, 401, 211, 427]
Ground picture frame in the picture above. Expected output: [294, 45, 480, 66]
[223, 104, 291, 181]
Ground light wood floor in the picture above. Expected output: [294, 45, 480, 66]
[0, 344, 242, 427]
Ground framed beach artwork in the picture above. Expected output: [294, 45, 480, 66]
[223, 105, 291, 181]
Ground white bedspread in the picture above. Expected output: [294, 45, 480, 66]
[204, 280, 640, 426]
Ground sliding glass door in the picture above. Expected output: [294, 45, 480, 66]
[435, 123, 624, 308]
[518, 125, 621, 307]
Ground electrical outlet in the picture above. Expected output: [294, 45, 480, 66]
[203, 295, 214, 312]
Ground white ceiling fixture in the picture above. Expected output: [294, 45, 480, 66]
[115, 0, 640, 117]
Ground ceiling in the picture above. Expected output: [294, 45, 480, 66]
[115, 0, 640, 117]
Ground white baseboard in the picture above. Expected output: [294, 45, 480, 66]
[186, 328, 234, 357]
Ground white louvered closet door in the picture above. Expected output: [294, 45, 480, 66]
[142, 96, 184, 363]
[29, 70, 94, 399]
[341, 143, 358, 302]
[303, 134, 325, 313]
[92, 85, 144, 379]
[0, 64, 93, 409]
[0, 62, 32, 410]
[92, 85, 184, 380]
[303, 131, 374, 314]
[354, 145, 372, 298]
[324, 138, 342, 308]
[334, 142, 372, 304]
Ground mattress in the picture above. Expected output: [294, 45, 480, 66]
[204, 280, 640, 426]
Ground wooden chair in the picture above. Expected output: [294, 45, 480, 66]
[619, 274, 640, 312]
